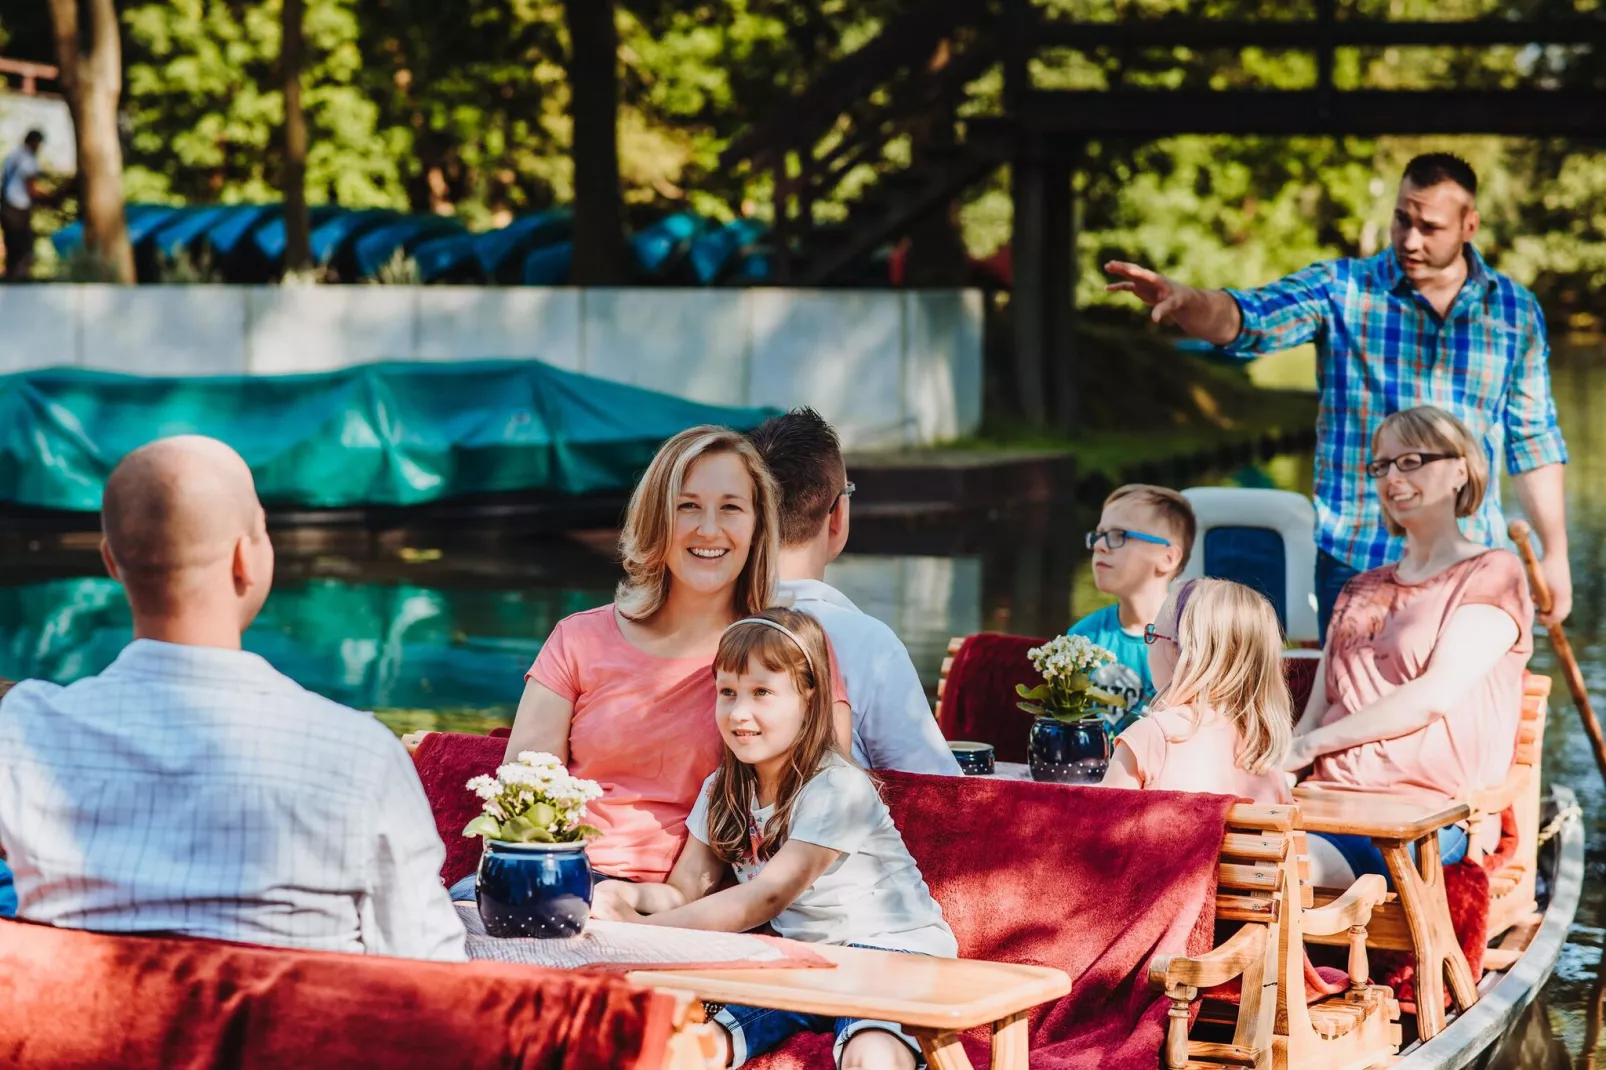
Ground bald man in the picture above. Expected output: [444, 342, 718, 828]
[0, 436, 466, 960]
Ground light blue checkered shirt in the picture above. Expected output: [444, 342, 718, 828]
[0, 639, 466, 960]
[1223, 247, 1568, 571]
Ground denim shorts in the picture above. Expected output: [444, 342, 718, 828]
[713, 944, 926, 1068]
[1313, 825, 1468, 890]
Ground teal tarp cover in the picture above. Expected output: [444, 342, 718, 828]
[0, 360, 777, 511]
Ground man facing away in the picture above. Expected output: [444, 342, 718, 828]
[0, 436, 466, 960]
[1106, 153, 1570, 637]
[749, 409, 962, 776]
[2, 130, 45, 281]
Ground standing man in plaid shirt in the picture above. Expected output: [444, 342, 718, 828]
[1105, 153, 1569, 638]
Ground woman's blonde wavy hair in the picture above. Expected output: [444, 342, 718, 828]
[1155, 577, 1292, 775]
[615, 426, 780, 622]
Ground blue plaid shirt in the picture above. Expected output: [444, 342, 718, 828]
[1223, 247, 1567, 571]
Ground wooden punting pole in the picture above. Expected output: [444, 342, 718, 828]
[1510, 519, 1606, 782]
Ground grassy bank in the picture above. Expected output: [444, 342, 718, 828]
[943, 319, 1318, 483]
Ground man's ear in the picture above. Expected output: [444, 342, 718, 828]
[1463, 206, 1480, 242]
[100, 538, 121, 583]
[232, 535, 254, 595]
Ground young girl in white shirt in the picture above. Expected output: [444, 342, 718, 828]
[591, 607, 955, 1070]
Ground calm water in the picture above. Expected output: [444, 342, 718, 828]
[2, 341, 1603, 1061]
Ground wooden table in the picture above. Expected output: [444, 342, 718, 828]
[1293, 788, 1476, 1038]
[629, 942, 1070, 1070]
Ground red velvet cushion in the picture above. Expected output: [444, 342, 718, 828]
[413, 731, 506, 886]
[1282, 654, 1320, 717]
[935, 634, 1047, 763]
[0, 916, 677, 1070]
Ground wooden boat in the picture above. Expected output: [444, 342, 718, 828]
[935, 485, 1587, 1068]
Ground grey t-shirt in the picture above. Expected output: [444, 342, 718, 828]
[687, 756, 957, 957]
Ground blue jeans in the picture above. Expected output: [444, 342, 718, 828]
[1314, 826, 1469, 891]
[1316, 550, 1361, 645]
[0, 859, 15, 918]
[714, 945, 925, 1067]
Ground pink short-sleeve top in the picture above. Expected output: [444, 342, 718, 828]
[1306, 550, 1533, 810]
[528, 606, 725, 883]
[528, 605, 854, 883]
[1115, 704, 1293, 803]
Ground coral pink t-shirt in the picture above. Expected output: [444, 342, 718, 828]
[1306, 550, 1533, 813]
[1116, 704, 1293, 803]
[528, 606, 726, 883]
[528, 605, 854, 883]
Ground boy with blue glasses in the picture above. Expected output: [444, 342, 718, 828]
[1070, 485, 1196, 731]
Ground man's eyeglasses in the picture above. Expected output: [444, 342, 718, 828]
[832, 482, 856, 510]
[1085, 528, 1171, 552]
[1365, 452, 1457, 479]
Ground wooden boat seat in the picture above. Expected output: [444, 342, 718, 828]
[1149, 803, 1401, 1070]
[1297, 671, 1551, 975]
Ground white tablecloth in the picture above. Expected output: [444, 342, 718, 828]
[458, 903, 827, 971]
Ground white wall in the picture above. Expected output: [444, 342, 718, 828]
[0, 285, 984, 449]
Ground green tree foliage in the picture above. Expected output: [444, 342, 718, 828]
[2, 0, 1602, 314]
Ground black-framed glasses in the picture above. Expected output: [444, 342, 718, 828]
[1143, 578, 1196, 646]
[1085, 528, 1171, 551]
[1365, 452, 1457, 479]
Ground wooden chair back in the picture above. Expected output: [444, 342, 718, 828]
[1475, 671, 1551, 941]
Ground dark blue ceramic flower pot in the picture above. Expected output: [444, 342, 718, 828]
[1027, 716, 1111, 783]
[475, 840, 592, 938]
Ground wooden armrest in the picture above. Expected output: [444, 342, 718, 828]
[1302, 874, 1386, 937]
[1468, 766, 1527, 818]
[1149, 923, 1267, 992]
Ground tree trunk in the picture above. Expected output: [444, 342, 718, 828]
[48, 0, 133, 283]
[563, 0, 631, 285]
[281, 0, 311, 275]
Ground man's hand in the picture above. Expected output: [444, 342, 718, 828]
[1104, 260, 1243, 345]
[1104, 261, 1191, 323]
[1538, 550, 1572, 629]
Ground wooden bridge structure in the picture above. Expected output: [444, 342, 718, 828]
[719, 0, 1606, 426]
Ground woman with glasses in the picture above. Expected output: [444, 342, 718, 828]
[1286, 406, 1534, 887]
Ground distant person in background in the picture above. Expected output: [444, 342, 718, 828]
[2, 130, 45, 281]
[0, 436, 466, 960]
[1106, 153, 1569, 638]
[1071, 485, 1196, 732]
[748, 408, 961, 775]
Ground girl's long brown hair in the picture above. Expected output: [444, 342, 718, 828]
[705, 607, 843, 865]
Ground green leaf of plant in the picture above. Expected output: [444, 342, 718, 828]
[523, 826, 556, 843]
[571, 825, 602, 840]
[528, 801, 557, 829]
[1016, 700, 1046, 717]
[462, 814, 502, 839]
[1015, 683, 1048, 700]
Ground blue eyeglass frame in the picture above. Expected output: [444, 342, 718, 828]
[1085, 528, 1173, 551]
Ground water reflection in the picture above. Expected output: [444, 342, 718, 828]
[0, 339, 1599, 1059]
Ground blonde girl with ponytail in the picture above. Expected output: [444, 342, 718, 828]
[1102, 577, 1294, 802]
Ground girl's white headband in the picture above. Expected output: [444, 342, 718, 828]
[724, 617, 816, 678]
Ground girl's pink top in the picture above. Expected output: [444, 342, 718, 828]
[528, 604, 853, 883]
[1116, 704, 1293, 803]
[528, 605, 726, 882]
[1306, 550, 1533, 811]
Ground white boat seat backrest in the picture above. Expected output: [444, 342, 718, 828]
[1177, 487, 1319, 644]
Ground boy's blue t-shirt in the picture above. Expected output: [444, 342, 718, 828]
[1068, 603, 1155, 730]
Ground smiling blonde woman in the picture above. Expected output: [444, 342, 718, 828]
[492, 426, 850, 888]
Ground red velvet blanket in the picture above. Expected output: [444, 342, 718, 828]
[414, 737, 1233, 1069]
[750, 775, 1233, 1070]
[0, 916, 679, 1070]
[936, 633, 1045, 763]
